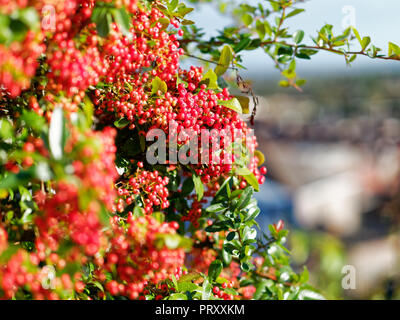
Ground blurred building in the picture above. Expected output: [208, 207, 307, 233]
[254, 75, 400, 298]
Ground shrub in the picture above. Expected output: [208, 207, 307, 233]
[0, 0, 396, 300]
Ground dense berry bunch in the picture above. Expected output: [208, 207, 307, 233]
[35, 182, 105, 256]
[116, 167, 170, 214]
[102, 8, 182, 85]
[0, 249, 48, 299]
[0, 0, 275, 301]
[67, 126, 118, 211]
[0, 247, 83, 299]
[46, 36, 105, 96]
[0, 0, 28, 14]
[0, 30, 45, 97]
[99, 215, 185, 299]
[35, 126, 118, 256]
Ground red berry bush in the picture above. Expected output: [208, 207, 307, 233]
[0, 0, 395, 300]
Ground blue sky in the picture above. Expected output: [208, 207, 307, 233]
[187, 0, 400, 77]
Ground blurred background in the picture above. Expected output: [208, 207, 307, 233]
[187, 0, 400, 299]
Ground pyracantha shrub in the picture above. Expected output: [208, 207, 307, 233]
[1, 0, 393, 300]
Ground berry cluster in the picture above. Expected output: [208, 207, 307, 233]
[0, 0, 270, 300]
[0, 30, 45, 97]
[0, 0, 28, 14]
[68, 126, 118, 211]
[212, 282, 235, 300]
[35, 126, 118, 256]
[46, 35, 105, 96]
[116, 167, 170, 214]
[98, 215, 185, 299]
[35, 182, 105, 256]
[0, 247, 83, 299]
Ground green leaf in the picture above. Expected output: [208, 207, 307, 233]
[242, 226, 257, 241]
[223, 287, 238, 296]
[277, 45, 293, 56]
[0, 245, 19, 263]
[299, 290, 325, 300]
[226, 231, 236, 241]
[178, 272, 203, 283]
[0, 169, 35, 190]
[21, 110, 46, 133]
[171, 274, 178, 289]
[133, 205, 144, 217]
[192, 174, 204, 200]
[17, 8, 39, 30]
[151, 76, 168, 95]
[235, 167, 251, 176]
[299, 49, 318, 56]
[243, 173, 259, 192]
[351, 27, 362, 45]
[264, 21, 272, 36]
[222, 248, 232, 264]
[168, 0, 179, 11]
[253, 280, 268, 299]
[8, 17, 29, 42]
[255, 20, 265, 40]
[389, 42, 400, 57]
[111, 8, 131, 36]
[235, 96, 250, 114]
[157, 234, 192, 250]
[348, 54, 357, 63]
[240, 262, 250, 272]
[177, 281, 198, 293]
[288, 59, 296, 73]
[91, 6, 104, 24]
[218, 98, 242, 114]
[206, 203, 226, 213]
[82, 95, 94, 128]
[151, 211, 165, 224]
[295, 52, 311, 60]
[296, 79, 307, 86]
[181, 19, 194, 25]
[202, 69, 219, 89]
[169, 293, 188, 300]
[293, 30, 304, 44]
[254, 150, 265, 165]
[177, 7, 194, 18]
[208, 259, 223, 281]
[235, 167, 259, 191]
[215, 176, 231, 199]
[201, 278, 212, 300]
[114, 118, 130, 129]
[0, 118, 13, 139]
[158, 17, 170, 29]
[286, 8, 305, 19]
[181, 177, 194, 197]
[242, 13, 253, 26]
[233, 37, 251, 53]
[215, 45, 234, 76]
[279, 80, 290, 88]
[244, 207, 260, 222]
[361, 36, 370, 51]
[299, 266, 309, 283]
[48, 107, 65, 160]
[93, 8, 112, 37]
[236, 186, 253, 210]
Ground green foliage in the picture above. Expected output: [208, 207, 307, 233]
[0, 8, 39, 45]
[181, 0, 399, 93]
